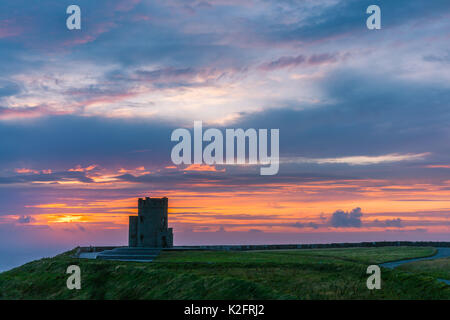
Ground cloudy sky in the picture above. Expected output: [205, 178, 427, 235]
[0, 0, 449, 271]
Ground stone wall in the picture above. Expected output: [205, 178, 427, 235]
[128, 197, 173, 248]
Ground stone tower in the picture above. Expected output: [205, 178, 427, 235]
[128, 197, 173, 248]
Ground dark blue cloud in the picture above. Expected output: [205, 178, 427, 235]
[259, 53, 339, 71]
[0, 171, 94, 184]
[234, 68, 450, 162]
[0, 80, 20, 97]
[290, 222, 319, 229]
[257, 0, 450, 45]
[374, 218, 403, 228]
[329, 207, 363, 228]
[424, 52, 450, 64]
[16, 215, 34, 224]
[0, 0, 448, 77]
[1, 59, 450, 182]
[0, 115, 175, 169]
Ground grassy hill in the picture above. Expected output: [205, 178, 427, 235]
[0, 246, 448, 300]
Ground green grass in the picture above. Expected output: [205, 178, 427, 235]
[398, 257, 450, 280]
[156, 246, 437, 264]
[0, 246, 448, 300]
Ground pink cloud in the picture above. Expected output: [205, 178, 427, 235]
[61, 22, 117, 47]
[0, 19, 23, 38]
[115, 0, 142, 12]
[0, 106, 71, 120]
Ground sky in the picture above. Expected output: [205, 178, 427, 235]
[0, 0, 449, 271]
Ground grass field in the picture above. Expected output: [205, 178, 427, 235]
[399, 257, 450, 280]
[0, 246, 448, 300]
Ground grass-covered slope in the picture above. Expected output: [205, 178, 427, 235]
[399, 257, 450, 280]
[0, 246, 448, 300]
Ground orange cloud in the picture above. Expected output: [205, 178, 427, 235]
[425, 164, 450, 168]
[117, 166, 151, 175]
[184, 164, 226, 172]
[15, 168, 39, 174]
[16, 175, 450, 237]
[26, 203, 70, 209]
[69, 164, 97, 172]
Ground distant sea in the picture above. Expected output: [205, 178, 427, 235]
[0, 246, 72, 273]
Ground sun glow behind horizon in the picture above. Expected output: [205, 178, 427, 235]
[4, 164, 449, 244]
